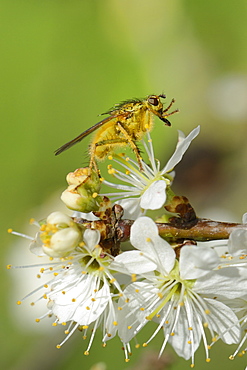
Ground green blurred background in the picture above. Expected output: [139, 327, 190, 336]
[1, 1, 247, 369]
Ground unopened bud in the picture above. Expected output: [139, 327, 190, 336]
[36, 211, 82, 258]
[61, 168, 102, 213]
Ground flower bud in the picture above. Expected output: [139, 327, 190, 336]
[37, 211, 82, 258]
[61, 168, 103, 213]
[66, 168, 89, 186]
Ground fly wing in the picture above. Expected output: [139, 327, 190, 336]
[54, 115, 119, 155]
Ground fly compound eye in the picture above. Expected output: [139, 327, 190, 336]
[148, 96, 159, 106]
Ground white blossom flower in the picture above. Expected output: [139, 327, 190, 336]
[112, 217, 242, 365]
[102, 126, 200, 219]
[8, 225, 122, 354]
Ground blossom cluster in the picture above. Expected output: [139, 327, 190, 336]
[8, 126, 247, 367]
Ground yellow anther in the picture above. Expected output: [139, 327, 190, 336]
[131, 274, 136, 282]
[7, 228, 13, 233]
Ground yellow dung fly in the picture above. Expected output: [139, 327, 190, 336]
[55, 94, 178, 172]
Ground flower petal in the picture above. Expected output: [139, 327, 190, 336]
[117, 198, 143, 220]
[112, 250, 157, 274]
[118, 282, 157, 343]
[83, 229, 100, 251]
[203, 298, 240, 344]
[130, 217, 175, 274]
[195, 267, 247, 299]
[228, 229, 247, 256]
[162, 126, 200, 174]
[140, 180, 167, 210]
[179, 245, 219, 280]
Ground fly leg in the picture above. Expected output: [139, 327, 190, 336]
[162, 98, 179, 118]
[116, 122, 143, 171]
[89, 138, 130, 174]
[89, 134, 143, 174]
[89, 143, 99, 174]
